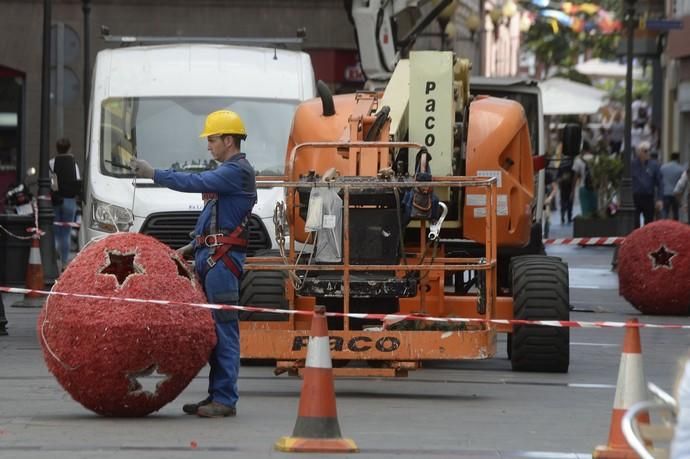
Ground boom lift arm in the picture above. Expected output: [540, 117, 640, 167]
[347, 0, 453, 81]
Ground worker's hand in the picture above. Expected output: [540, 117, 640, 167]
[176, 243, 194, 259]
[655, 200, 663, 212]
[129, 159, 155, 179]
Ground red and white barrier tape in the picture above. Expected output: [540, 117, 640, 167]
[1, 200, 44, 239]
[2, 285, 688, 330]
[544, 237, 625, 246]
[53, 221, 80, 228]
[0, 225, 36, 240]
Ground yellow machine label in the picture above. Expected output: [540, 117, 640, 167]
[409, 51, 454, 177]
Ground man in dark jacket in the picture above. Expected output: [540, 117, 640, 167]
[631, 141, 663, 227]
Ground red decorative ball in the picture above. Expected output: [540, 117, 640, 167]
[38, 233, 216, 416]
[619, 220, 690, 315]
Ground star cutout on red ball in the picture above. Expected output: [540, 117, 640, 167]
[100, 252, 144, 286]
[126, 364, 169, 397]
[647, 245, 677, 270]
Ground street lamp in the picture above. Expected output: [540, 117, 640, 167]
[502, 0, 518, 19]
[617, 0, 637, 234]
[82, 0, 91, 136]
[466, 13, 481, 40]
[38, 0, 59, 283]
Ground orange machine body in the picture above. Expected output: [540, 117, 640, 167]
[463, 96, 534, 247]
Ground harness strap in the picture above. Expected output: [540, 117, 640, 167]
[197, 225, 248, 279]
[195, 232, 248, 249]
[205, 243, 243, 278]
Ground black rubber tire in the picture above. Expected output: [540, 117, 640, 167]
[238, 250, 287, 321]
[509, 255, 569, 373]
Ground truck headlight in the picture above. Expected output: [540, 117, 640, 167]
[90, 198, 133, 233]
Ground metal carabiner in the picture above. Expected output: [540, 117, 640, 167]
[204, 234, 221, 247]
[428, 202, 448, 241]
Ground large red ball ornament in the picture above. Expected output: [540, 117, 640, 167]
[618, 220, 690, 315]
[38, 233, 216, 416]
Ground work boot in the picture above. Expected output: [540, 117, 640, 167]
[182, 397, 212, 415]
[197, 401, 236, 418]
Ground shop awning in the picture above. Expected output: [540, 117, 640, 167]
[540, 77, 607, 115]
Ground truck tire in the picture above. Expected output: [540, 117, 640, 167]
[509, 255, 569, 373]
[238, 250, 287, 321]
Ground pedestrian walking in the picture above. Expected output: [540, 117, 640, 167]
[606, 111, 624, 155]
[631, 141, 663, 227]
[674, 165, 690, 223]
[130, 110, 257, 418]
[557, 156, 575, 223]
[572, 142, 597, 218]
[543, 170, 558, 237]
[660, 152, 685, 220]
[49, 137, 81, 270]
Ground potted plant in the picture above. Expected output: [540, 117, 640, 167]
[592, 154, 624, 218]
[573, 153, 624, 237]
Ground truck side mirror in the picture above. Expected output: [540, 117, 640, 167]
[562, 124, 581, 157]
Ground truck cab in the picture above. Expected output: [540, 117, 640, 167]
[80, 43, 315, 251]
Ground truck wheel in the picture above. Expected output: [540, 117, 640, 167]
[238, 250, 287, 321]
[509, 255, 569, 373]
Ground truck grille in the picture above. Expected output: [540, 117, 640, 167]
[140, 212, 271, 254]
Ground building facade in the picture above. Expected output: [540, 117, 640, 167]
[665, 1, 690, 162]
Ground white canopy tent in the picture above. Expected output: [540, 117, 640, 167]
[575, 58, 644, 80]
[540, 77, 607, 115]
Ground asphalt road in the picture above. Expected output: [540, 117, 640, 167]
[1, 223, 689, 458]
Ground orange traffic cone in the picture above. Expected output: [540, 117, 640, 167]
[593, 318, 648, 458]
[275, 305, 358, 453]
[12, 236, 46, 308]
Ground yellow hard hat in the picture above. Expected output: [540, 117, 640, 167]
[199, 110, 247, 138]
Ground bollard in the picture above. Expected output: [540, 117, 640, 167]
[0, 293, 7, 335]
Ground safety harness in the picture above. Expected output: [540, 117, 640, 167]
[195, 197, 249, 279]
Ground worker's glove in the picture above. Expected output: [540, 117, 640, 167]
[129, 159, 155, 179]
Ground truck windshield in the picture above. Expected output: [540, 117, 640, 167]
[100, 97, 297, 178]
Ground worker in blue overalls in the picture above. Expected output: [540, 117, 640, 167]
[131, 110, 256, 418]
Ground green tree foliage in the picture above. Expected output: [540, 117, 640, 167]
[594, 78, 652, 104]
[523, 0, 622, 77]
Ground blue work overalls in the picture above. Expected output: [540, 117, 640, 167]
[155, 153, 256, 408]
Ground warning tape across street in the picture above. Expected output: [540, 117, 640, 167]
[2, 285, 688, 331]
[543, 237, 625, 246]
[53, 221, 81, 228]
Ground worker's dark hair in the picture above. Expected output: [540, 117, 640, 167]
[56, 137, 71, 154]
[671, 152, 680, 161]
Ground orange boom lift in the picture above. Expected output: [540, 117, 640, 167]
[238, 53, 574, 377]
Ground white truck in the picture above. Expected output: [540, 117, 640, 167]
[79, 42, 315, 251]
